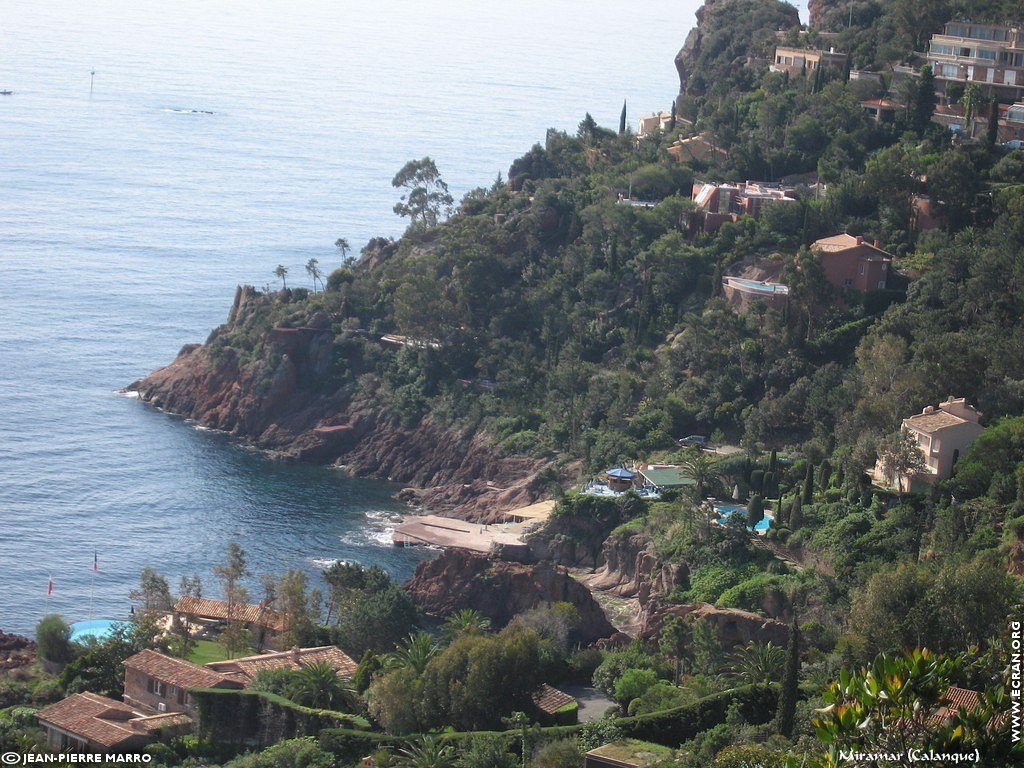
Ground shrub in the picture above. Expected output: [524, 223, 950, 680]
[614, 668, 661, 706]
[36, 615, 73, 664]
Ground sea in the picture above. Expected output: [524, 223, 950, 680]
[0, 0, 701, 637]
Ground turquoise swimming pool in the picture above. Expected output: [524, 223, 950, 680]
[714, 504, 773, 532]
[69, 619, 119, 643]
[730, 278, 789, 294]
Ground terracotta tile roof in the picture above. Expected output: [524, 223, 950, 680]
[124, 649, 241, 690]
[904, 410, 970, 433]
[36, 693, 144, 748]
[812, 233, 892, 258]
[943, 686, 982, 714]
[130, 712, 193, 732]
[174, 595, 286, 632]
[205, 645, 358, 684]
[532, 683, 576, 715]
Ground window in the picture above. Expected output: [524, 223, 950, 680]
[148, 678, 167, 697]
[878, 280, 886, 289]
[843, 278, 853, 287]
[859, 264, 865, 276]
[177, 688, 186, 705]
[978, 48, 997, 61]
[931, 43, 954, 56]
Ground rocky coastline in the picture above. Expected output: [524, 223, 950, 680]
[127, 286, 555, 523]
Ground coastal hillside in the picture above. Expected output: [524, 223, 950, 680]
[61, 0, 1024, 764]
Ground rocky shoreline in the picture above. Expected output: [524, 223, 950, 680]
[127, 286, 556, 523]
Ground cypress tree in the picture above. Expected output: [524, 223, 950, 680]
[914, 65, 937, 135]
[763, 471, 776, 499]
[769, 449, 778, 474]
[775, 619, 801, 737]
[817, 459, 832, 489]
[669, 101, 677, 130]
[987, 97, 1000, 146]
[747, 495, 765, 529]
[836, 466, 845, 488]
[751, 469, 765, 495]
[790, 495, 803, 530]
[802, 462, 815, 505]
[619, 100, 627, 135]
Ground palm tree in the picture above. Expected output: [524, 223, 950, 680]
[286, 661, 352, 709]
[383, 631, 439, 675]
[305, 258, 323, 292]
[393, 736, 455, 768]
[960, 83, 982, 138]
[441, 609, 491, 641]
[680, 447, 719, 501]
[273, 264, 288, 290]
[729, 641, 786, 686]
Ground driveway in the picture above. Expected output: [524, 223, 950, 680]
[561, 685, 617, 723]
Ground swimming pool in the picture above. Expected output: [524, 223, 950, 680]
[727, 278, 789, 295]
[69, 619, 120, 644]
[713, 504, 774, 533]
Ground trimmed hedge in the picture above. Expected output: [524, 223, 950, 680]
[191, 688, 369, 748]
[316, 684, 776, 762]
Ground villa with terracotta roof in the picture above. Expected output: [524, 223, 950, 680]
[811, 233, 893, 292]
[204, 645, 358, 686]
[36, 692, 190, 753]
[691, 180, 797, 233]
[872, 397, 984, 492]
[173, 595, 286, 648]
[123, 649, 243, 716]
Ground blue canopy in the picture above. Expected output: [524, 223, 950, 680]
[604, 467, 636, 479]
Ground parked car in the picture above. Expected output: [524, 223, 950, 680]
[678, 434, 708, 446]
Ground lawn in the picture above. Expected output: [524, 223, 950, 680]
[186, 639, 231, 665]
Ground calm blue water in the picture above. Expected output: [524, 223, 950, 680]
[0, 0, 695, 637]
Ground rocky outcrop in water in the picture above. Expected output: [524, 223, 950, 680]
[404, 550, 616, 645]
[128, 286, 553, 519]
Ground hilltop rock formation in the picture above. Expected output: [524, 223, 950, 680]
[675, 0, 800, 96]
[640, 601, 789, 649]
[404, 550, 617, 645]
[128, 285, 552, 519]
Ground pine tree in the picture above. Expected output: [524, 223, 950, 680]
[775, 619, 801, 738]
[619, 100, 627, 135]
[802, 462, 815, 505]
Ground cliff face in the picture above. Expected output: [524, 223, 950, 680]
[674, 0, 801, 95]
[404, 550, 616, 645]
[129, 286, 551, 518]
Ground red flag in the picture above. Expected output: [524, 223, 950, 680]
[47, 575, 54, 596]
[93, 551, 98, 572]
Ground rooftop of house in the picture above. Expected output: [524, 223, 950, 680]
[904, 397, 983, 434]
[173, 595, 286, 632]
[123, 649, 241, 690]
[532, 683, 576, 715]
[35, 692, 185, 748]
[637, 466, 697, 488]
[812, 233, 893, 259]
[585, 739, 674, 767]
[204, 645, 358, 684]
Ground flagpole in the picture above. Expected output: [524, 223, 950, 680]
[88, 551, 97, 621]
